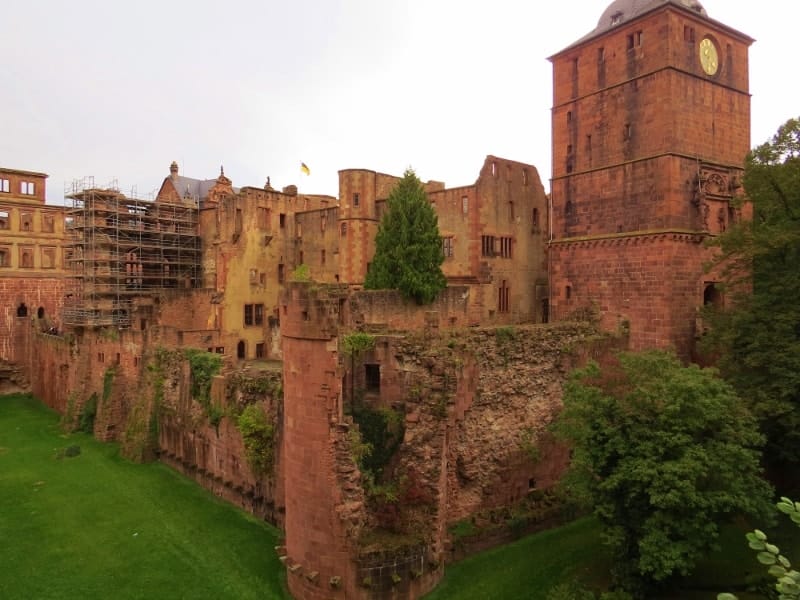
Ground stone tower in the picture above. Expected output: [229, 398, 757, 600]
[548, 0, 752, 357]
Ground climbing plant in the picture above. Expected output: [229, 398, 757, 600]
[185, 349, 222, 408]
[102, 366, 116, 405]
[237, 404, 275, 475]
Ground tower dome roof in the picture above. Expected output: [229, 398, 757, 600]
[595, 0, 707, 35]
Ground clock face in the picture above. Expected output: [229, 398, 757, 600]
[699, 37, 719, 75]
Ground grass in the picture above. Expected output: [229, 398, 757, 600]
[424, 517, 608, 599]
[426, 510, 800, 600]
[0, 393, 289, 600]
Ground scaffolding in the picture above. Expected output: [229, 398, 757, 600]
[63, 178, 201, 328]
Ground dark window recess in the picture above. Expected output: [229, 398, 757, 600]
[481, 235, 495, 257]
[499, 237, 513, 258]
[278, 263, 285, 283]
[365, 364, 380, 391]
[16, 303, 27, 317]
[237, 341, 245, 359]
[254, 303, 264, 326]
[279, 213, 286, 228]
[353, 192, 360, 207]
[498, 280, 510, 313]
[244, 304, 254, 326]
[255, 343, 265, 359]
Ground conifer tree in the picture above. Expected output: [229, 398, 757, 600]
[364, 168, 447, 304]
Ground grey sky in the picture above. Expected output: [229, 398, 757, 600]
[1, 1, 796, 204]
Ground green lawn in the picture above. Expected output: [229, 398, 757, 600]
[0, 394, 289, 600]
[425, 517, 609, 599]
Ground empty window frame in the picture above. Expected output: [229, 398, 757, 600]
[0, 179, 8, 193]
[499, 237, 513, 259]
[42, 214, 55, 233]
[481, 235, 495, 257]
[442, 236, 454, 258]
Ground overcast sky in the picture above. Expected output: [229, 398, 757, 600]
[1, 1, 797, 204]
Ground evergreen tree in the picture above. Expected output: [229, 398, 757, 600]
[703, 117, 800, 469]
[364, 168, 447, 304]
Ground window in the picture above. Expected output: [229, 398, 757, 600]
[532, 208, 540, 231]
[522, 170, 528, 186]
[320, 214, 327, 232]
[244, 304, 254, 326]
[365, 364, 380, 392]
[461, 195, 469, 215]
[598, 47, 605, 63]
[20, 181, 35, 195]
[215, 347, 224, 354]
[498, 280, 510, 313]
[257, 207, 270, 230]
[0, 210, 8, 229]
[16, 303, 27, 317]
[624, 123, 632, 140]
[278, 263, 285, 283]
[567, 111, 572, 124]
[442, 237, 454, 258]
[255, 303, 264, 326]
[481, 235, 495, 257]
[0, 248, 7, 267]
[41, 247, 55, 269]
[566, 285, 572, 300]
[353, 192, 360, 207]
[98, 352, 105, 363]
[499, 237, 513, 258]
[279, 213, 286, 228]
[341, 222, 347, 236]
[237, 341, 246, 359]
[20, 248, 33, 268]
[508, 201, 515, 222]
[627, 30, 643, 50]
[610, 11, 623, 26]
[491, 162, 497, 177]
[0, 179, 8, 193]
[42, 214, 55, 233]
[255, 342, 265, 359]
[321, 249, 326, 265]
[684, 25, 695, 43]
[299, 250, 304, 264]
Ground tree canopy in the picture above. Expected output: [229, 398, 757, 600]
[364, 168, 447, 304]
[703, 117, 800, 468]
[555, 350, 773, 598]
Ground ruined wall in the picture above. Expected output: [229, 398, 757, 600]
[294, 206, 341, 283]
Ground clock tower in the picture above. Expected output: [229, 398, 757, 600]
[548, 0, 753, 357]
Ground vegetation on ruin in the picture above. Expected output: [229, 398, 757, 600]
[0, 393, 288, 599]
[185, 348, 223, 407]
[553, 350, 773, 598]
[77, 392, 98, 434]
[236, 403, 276, 475]
[289, 263, 311, 282]
[341, 331, 376, 356]
[364, 168, 447, 304]
[703, 116, 800, 472]
[351, 405, 404, 478]
[102, 365, 116, 405]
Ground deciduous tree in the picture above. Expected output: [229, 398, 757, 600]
[555, 351, 773, 597]
[364, 168, 446, 304]
[703, 117, 800, 468]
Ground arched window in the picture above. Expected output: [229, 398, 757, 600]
[16, 303, 28, 317]
[37, 306, 45, 319]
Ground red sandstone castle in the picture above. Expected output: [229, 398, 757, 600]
[2, 1, 752, 598]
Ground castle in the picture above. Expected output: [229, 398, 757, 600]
[1, 1, 751, 598]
